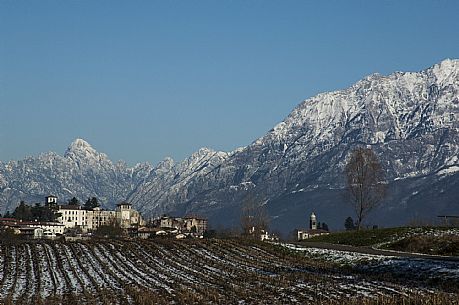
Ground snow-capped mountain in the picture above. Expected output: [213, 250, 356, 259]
[0, 139, 153, 212]
[1, 59, 459, 231]
[127, 59, 459, 230]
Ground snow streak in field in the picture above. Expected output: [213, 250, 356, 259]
[0, 240, 456, 304]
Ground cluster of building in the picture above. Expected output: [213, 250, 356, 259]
[0, 195, 210, 240]
[144, 215, 209, 239]
[0, 195, 326, 241]
[0, 195, 144, 239]
[0, 217, 66, 239]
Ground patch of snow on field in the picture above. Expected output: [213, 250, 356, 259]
[282, 243, 459, 280]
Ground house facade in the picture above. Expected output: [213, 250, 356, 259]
[50, 196, 143, 232]
[58, 205, 89, 229]
[22, 221, 65, 235]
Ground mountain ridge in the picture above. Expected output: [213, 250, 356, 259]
[1, 59, 459, 232]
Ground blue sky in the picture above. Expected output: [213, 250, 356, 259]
[1, 1, 458, 165]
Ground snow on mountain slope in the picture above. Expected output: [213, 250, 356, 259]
[127, 59, 459, 229]
[0, 139, 153, 211]
[1, 59, 458, 231]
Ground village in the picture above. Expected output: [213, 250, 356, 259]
[0, 195, 209, 240]
[0, 195, 330, 242]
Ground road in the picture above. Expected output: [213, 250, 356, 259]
[299, 241, 459, 262]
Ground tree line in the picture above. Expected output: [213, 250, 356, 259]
[2, 196, 102, 222]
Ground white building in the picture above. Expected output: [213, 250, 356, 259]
[14, 221, 65, 238]
[58, 205, 89, 229]
[116, 202, 142, 228]
[26, 222, 65, 235]
[50, 196, 143, 232]
[297, 212, 329, 241]
[87, 207, 116, 230]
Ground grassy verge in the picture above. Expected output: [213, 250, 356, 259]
[302, 227, 412, 247]
[301, 227, 459, 256]
[384, 235, 459, 256]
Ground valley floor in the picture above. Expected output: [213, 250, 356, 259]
[0, 238, 457, 304]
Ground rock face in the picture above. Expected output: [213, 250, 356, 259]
[0, 139, 153, 212]
[1, 59, 459, 232]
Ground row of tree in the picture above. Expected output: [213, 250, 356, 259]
[6, 201, 58, 222]
[2, 196, 102, 222]
[68, 197, 101, 210]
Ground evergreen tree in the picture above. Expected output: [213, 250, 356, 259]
[31, 203, 42, 221]
[90, 197, 99, 208]
[68, 197, 80, 205]
[321, 222, 329, 231]
[84, 197, 100, 210]
[11, 201, 59, 222]
[344, 216, 356, 231]
[12, 201, 33, 221]
[84, 198, 92, 210]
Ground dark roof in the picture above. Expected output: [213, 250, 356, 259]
[138, 227, 162, 233]
[0, 218, 17, 222]
[116, 202, 132, 206]
[184, 216, 208, 221]
[297, 229, 329, 234]
[18, 227, 38, 231]
[19, 221, 64, 226]
[59, 204, 82, 210]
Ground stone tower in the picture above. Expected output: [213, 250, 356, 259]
[310, 212, 317, 230]
[45, 195, 58, 206]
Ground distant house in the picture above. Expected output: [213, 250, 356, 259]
[20, 221, 65, 235]
[0, 218, 19, 228]
[260, 229, 278, 242]
[297, 212, 329, 241]
[137, 227, 161, 239]
[14, 227, 43, 239]
[183, 217, 208, 235]
[151, 215, 208, 238]
[116, 202, 142, 229]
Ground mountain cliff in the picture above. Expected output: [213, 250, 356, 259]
[1, 59, 458, 231]
[128, 59, 459, 231]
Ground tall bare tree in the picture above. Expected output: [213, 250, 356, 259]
[240, 195, 269, 239]
[345, 147, 386, 230]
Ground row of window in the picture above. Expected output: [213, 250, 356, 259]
[66, 216, 85, 222]
[63, 210, 85, 215]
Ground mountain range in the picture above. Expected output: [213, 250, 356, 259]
[1, 59, 459, 233]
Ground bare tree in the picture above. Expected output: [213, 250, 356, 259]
[240, 195, 269, 239]
[345, 147, 387, 230]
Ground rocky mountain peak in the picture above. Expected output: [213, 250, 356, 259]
[428, 58, 458, 84]
[64, 138, 109, 165]
[65, 138, 95, 154]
